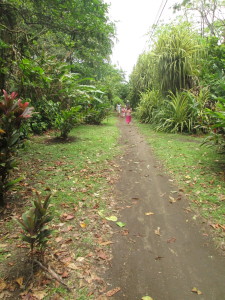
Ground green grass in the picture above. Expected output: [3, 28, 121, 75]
[2, 117, 120, 299]
[17, 117, 119, 212]
[136, 122, 225, 225]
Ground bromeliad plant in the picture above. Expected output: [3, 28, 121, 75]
[0, 90, 34, 206]
[17, 193, 53, 256]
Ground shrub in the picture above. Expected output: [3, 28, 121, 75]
[136, 89, 162, 123]
[84, 102, 110, 125]
[17, 193, 53, 256]
[0, 90, 33, 206]
[30, 99, 60, 134]
[54, 106, 82, 139]
[203, 97, 225, 152]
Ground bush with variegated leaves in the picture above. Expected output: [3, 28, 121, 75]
[0, 90, 34, 206]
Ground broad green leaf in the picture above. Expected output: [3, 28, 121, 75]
[116, 222, 126, 228]
[142, 296, 153, 300]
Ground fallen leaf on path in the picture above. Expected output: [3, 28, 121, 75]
[61, 271, 69, 278]
[219, 224, 225, 231]
[192, 287, 203, 295]
[76, 257, 85, 262]
[155, 256, 164, 260]
[210, 223, 225, 231]
[68, 263, 78, 270]
[32, 289, 48, 299]
[15, 277, 23, 288]
[145, 212, 154, 216]
[62, 213, 75, 221]
[169, 196, 176, 203]
[79, 222, 87, 228]
[154, 227, 161, 236]
[61, 225, 73, 232]
[219, 194, 225, 201]
[97, 250, 108, 260]
[106, 287, 121, 297]
[55, 237, 63, 243]
[167, 237, 176, 243]
[116, 222, 126, 228]
[99, 241, 114, 246]
[142, 296, 154, 300]
[105, 216, 118, 222]
[0, 280, 7, 291]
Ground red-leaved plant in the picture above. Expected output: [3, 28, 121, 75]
[0, 90, 34, 206]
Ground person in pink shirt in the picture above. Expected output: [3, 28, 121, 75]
[125, 105, 132, 124]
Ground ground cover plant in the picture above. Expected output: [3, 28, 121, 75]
[0, 116, 120, 299]
[137, 122, 225, 245]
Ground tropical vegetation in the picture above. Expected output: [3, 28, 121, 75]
[130, 0, 225, 151]
[0, 0, 225, 298]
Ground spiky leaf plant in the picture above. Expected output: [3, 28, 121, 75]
[154, 91, 193, 133]
[154, 23, 201, 94]
[17, 193, 53, 255]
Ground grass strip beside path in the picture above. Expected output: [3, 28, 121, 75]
[136, 122, 225, 237]
[0, 117, 120, 300]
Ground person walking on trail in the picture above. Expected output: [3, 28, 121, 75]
[121, 106, 126, 118]
[125, 105, 132, 124]
[116, 104, 121, 116]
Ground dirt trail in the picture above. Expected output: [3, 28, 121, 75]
[105, 118, 225, 300]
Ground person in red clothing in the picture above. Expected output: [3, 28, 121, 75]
[125, 105, 132, 124]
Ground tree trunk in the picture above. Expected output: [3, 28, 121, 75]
[0, 190, 5, 207]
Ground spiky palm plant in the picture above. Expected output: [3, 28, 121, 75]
[154, 24, 201, 94]
[136, 89, 162, 123]
[154, 91, 193, 133]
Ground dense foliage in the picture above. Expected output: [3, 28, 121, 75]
[130, 0, 225, 150]
[0, 0, 127, 134]
[0, 0, 128, 204]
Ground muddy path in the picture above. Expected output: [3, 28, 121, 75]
[105, 118, 225, 300]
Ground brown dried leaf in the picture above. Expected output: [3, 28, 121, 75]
[106, 287, 121, 297]
[55, 237, 63, 243]
[99, 241, 114, 246]
[61, 271, 69, 278]
[97, 250, 108, 260]
[155, 256, 164, 260]
[65, 214, 75, 220]
[167, 237, 176, 243]
[67, 263, 78, 270]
